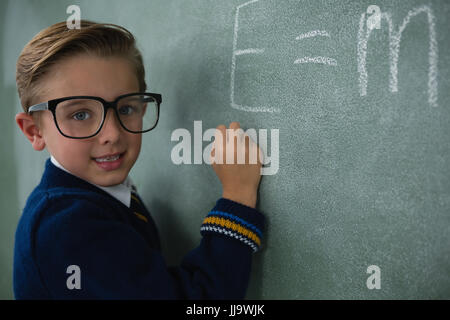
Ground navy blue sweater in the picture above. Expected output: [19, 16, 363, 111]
[13, 158, 265, 299]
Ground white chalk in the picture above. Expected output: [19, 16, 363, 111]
[296, 30, 330, 40]
[294, 56, 338, 66]
[230, 0, 281, 113]
[234, 48, 265, 56]
[357, 5, 438, 107]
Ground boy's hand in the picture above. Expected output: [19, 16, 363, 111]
[210, 122, 263, 208]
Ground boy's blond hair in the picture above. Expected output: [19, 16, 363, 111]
[16, 20, 147, 127]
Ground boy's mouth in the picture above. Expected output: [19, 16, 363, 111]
[92, 152, 125, 171]
[92, 152, 126, 171]
[93, 152, 125, 162]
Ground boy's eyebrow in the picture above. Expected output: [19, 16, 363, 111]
[60, 99, 98, 107]
[60, 100, 80, 107]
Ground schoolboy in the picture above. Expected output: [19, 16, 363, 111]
[14, 20, 265, 299]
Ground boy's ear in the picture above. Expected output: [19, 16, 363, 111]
[15, 112, 46, 151]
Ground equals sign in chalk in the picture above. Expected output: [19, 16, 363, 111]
[294, 30, 337, 66]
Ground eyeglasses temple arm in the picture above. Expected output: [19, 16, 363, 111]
[28, 102, 49, 114]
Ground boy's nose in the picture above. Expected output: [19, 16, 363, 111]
[98, 108, 122, 142]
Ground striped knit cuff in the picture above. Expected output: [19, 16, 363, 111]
[200, 198, 265, 252]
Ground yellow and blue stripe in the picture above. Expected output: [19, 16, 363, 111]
[201, 210, 263, 252]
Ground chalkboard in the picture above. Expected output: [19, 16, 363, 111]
[2, 0, 450, 299]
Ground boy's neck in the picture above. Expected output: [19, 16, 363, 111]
[50, 155, 129, 187]
[50, 155, 135, 208]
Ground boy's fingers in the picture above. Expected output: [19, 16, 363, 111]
[215, 125, 226, 138]
[243, 134, 262, 165]
[211, 125, 227, 164]
[213, 125, 226, 147]
[244, 134, 250, 163]
[212, 122, 260, 165]
[229, 122, 240, 130]
[228, 122, 243, 145]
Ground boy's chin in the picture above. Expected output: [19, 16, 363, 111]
[91, 169, 129, 187]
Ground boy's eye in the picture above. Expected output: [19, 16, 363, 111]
[72, 111, 91, 121]
[118, 105, 135, 115]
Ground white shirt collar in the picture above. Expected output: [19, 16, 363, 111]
[50, 155, 134, 208]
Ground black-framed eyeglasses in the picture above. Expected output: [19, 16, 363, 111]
[27, 92, 162, 139]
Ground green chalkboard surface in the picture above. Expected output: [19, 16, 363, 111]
[2, 0, 450, 299]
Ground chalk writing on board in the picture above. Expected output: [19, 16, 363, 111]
[230, 0, 277, 113]
[231, 2, 439, 113]
[294, 30, 337, 66]
[358, 5, 438, 107]
[295, 30, 330, 40]
[294, 56, 337, 66]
